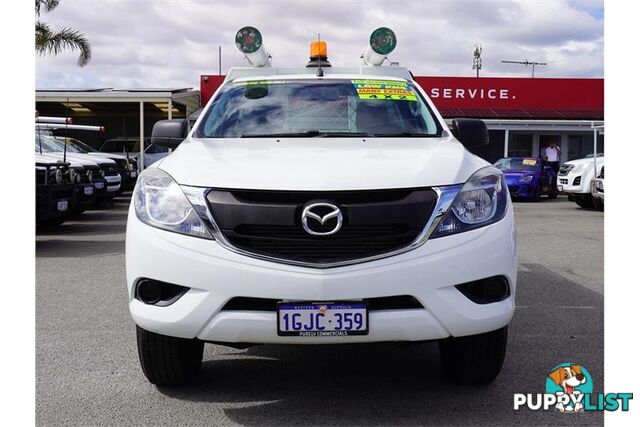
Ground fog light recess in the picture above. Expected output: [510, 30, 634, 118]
[135, 279, 189, 306]
[455, 276, 510, 304]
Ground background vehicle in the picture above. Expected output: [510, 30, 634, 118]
[36, 134, 122, 200]
[35, 155, 74, 226]
[55, 137, 138, 190]
[99, 137, 169, 169]
[558, 154, 604, 208]
[591, 165, 604, 211]
[494, 157, 557, 201]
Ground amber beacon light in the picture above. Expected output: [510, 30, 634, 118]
[306, 39, 331, 68]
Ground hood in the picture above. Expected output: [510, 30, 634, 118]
[87, 151, 129, 161]
[157, 136, 489, 190]
[565, 156, 604, 167]
[36, 153, 87, 168]
[39, 152, 116, 166]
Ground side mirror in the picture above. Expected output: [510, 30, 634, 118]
[151, 119, 188, 148]
[451, 118, 489, 148]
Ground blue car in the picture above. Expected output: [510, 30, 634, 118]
[494, 157, 558, 201]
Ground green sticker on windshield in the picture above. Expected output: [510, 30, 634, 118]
[351, 80, 417, 101]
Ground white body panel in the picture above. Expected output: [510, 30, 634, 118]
[557, 156, 604, 195]
[127, 203, 517, 343]
[126, 70, 517, 344]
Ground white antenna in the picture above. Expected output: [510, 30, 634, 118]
[501, 59, 547, 78]
[472, 44, 482, 78]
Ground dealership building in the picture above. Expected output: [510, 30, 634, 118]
[36, 74, 603, 166]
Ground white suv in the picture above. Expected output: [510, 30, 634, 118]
[557, 154, 604, 208]
[126, 28, 517, 387]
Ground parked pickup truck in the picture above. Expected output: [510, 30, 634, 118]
[557, 154, 604, 208]
[36, 134, 122, 201]
[126, 27, 517, 387]
[35, 154, 75, 226]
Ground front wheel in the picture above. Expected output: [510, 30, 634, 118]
[439, 326, 508, 385]
[592, 197, 604, 211]
[136, 326, 204, 386]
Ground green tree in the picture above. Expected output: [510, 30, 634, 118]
[35, 0, 92, 66]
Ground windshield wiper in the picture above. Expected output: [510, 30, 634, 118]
[241, 130, 373, 138]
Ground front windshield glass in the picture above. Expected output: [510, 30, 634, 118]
[35, 134, 68, 153]
[494, 158, 539, 172]
[195, 79, 442, 138]
[100, 140, 140, 153]
[62, 137, 95, 153]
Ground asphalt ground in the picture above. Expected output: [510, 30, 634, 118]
[36, 194, 604, 426]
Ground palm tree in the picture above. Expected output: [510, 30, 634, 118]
[35, 0, 92, 66]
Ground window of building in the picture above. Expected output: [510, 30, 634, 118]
[568, 133, 604, 161]
[508, 133, 533, 157]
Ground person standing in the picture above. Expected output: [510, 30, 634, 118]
[543, 142, 561, 173]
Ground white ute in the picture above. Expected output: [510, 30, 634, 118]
[126, 27, 518, 386]
[557, 154, 604, 209]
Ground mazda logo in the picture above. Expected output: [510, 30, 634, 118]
[301, 202, 343, 236]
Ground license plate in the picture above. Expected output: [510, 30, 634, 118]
[277, 301, 368, 337]
[95, 182, 105, 190]
[84, 186, 94, 195]
[130, 171, 137, 178]
[57, 200, 69, 212]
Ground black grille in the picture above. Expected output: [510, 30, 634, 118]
[207, 188, 438, 264]
[221, 296, 424, 311]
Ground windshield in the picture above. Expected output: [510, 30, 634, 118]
[35, 134, 69, 153]
[63, 137, 95, 153]
[100, 140, 140, 153]
[195, 79, 442, 138]
[494, 158, 539, 172]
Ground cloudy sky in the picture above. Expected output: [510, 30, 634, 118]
[35, 0, 604, 89]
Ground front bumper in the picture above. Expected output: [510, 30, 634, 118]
[73, 183, 96, 209]
[557, 172, 586, 194]
[126, 203, 518, 344]
[506, 180, 536, 197]
[36, 183, 74, 223]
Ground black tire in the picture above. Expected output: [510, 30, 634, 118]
[37, 217, 67, 227]
[575, 196, 594, 209]
[439, 326, 508, 385]
[531, 184, 541, 202]
[592, 197, 604, 211]
[136, 326, 204, 386]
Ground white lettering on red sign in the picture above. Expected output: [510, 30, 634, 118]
[429, 87, 514, 100]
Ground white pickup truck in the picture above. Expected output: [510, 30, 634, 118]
[126, 27, 517, 387]
[557, 154, 604, 209]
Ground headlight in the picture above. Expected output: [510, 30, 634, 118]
[430, 166, 508, 238]
[133, 168, 212, 239]
[99, 169, 106, 178]
[518, 175, 533, 183]
[571, 164, 585, 174]
[69, 168, 77, 183]
[86, 170, 94, 183]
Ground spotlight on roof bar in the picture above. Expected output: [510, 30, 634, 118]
[306, 39, 331, 68]
[362, 27, 397, 66]
[235, 26, 270, 68]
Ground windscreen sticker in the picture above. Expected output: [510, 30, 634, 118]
[523, 159, 537, 166]
[351, 80, 417, 101]
[231, 80, 287, 87]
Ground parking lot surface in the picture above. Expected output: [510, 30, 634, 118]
[36, 194, 603, 426]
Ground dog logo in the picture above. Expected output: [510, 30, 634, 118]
[546, 363, 593, 412]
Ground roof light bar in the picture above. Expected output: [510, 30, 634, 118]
[235, 26, 271, 68]
[362, 27, 397, 66]
[36, 116, 74, 124]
